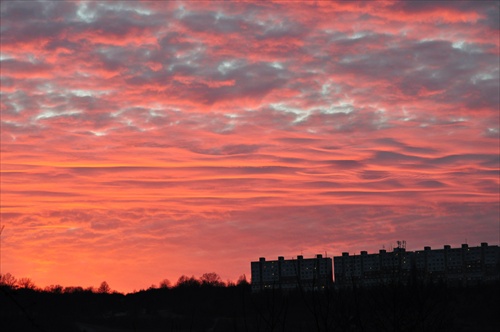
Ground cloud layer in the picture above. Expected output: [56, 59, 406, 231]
[1, 0, 498, 292]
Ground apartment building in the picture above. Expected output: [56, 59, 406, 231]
[334, 242, 500, 287]
[251, 254, 333, 292]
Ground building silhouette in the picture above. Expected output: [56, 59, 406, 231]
[334, 242, 500, 287]
[251, 254, 333, 292]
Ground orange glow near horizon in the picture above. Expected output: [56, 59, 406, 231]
[1, 1, 499, 293]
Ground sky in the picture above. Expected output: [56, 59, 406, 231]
[1, 0, 499, 293]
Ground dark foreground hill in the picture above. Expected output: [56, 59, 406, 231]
[1, 281, 499, 332]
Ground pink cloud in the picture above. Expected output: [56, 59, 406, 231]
[0, 0, 498, 293]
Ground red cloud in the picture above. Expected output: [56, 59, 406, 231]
[1, 0, 498, 293]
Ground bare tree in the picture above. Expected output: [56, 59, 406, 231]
[159, 278, 171, 289]
[97, 281, 111, 294]
[251, 286, 290, 332]
[0, 272, 17, 287]
[176, 275, 201, 288]
[44, 284, 64, 293]
[63, 286, 84, 293]
[17, 277, 37, 290]
[200, 272, 224, 287]
[237, 274, 250, 287]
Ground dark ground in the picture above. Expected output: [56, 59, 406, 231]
[1, 281, 499, 332]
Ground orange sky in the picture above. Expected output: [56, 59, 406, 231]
[1, 0, 499, 293]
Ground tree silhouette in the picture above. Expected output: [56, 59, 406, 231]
[200, 272, 224, 287]
[17, 277, 37, 290]
[0, 270, 496, 331]
[0, 272, 17, 288]
[176, 275, 201, 288]
[237, 274, 250, 287]
[97, 281, 111, 294]
[159, 278, 171, 289]
[63, 286, 84, 293]
[44, 284, 63, 293]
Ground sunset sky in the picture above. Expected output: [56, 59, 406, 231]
[1, 0, 499, 293]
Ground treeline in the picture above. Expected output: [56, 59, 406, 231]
[0, 271, 249, 294]
[1, 272, 499, 332]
